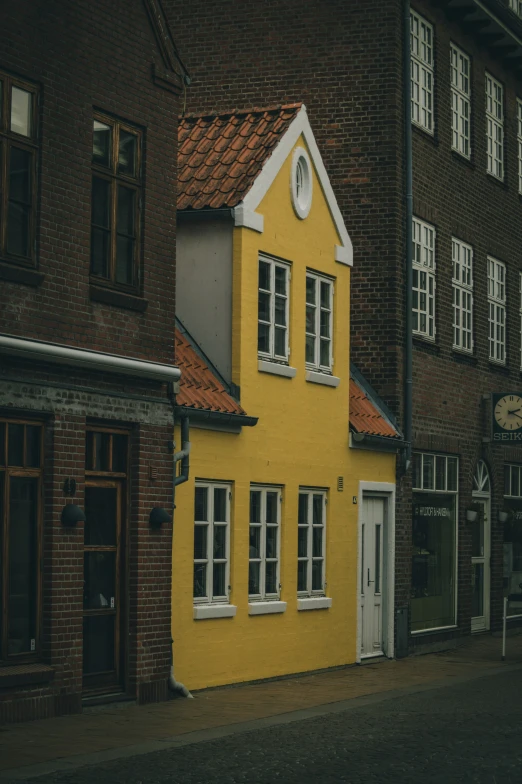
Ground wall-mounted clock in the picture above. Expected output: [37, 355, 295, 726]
[492, 393, 522, 442]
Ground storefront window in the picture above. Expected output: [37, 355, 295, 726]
[503, 465, 522, 617]
[411, 452, 458, 633]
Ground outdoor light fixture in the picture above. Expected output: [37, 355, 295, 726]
[149, 507, 172, 527]
[61, 504, 86, 527]
[499, 510, 510, 523]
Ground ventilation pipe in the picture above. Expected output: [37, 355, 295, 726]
[404, 0, 413, 473]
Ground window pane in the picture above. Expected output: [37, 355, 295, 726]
[11, 86, 32, 136]
[320, 310, 330, 338]
[274, 327, 286, 357]
[249, 526, 261, 559]
[435, 456, 446, 491]
[312, 494, 323, 525]
[306, 276, 316, 304]
[112, 434, 128, 473]
[213, 524, 226, 559]
[258, 291, 270, 322]
[117, 186, 135, 235]
[306, 305, 316, 334]
[297, 560, 307, 592]
[298, 493, 308, 525]
[305, 334, 315, 364]
[213, 487, 227, 522]
[320, 281, 331, 308]
[447, 458, 458, 492]
[249, 561, 260, 594]
[274, 265, 286, 295]
[274, 295, 286, 327]
[94, 432, 110, 471]
[93, 120, 111, 166]
[7, 423, 24, 466]
[312, 527, 323, 557]
[116, 186, 135, 285]
[413, 453, 422, 489]
[195, 486, 208, 521]
[83, 615, 115, 675]
[84, 486, 117, 546]
[319, 339, 330, 367]
[193, 563, 207, 598]
[26, 425, 41, 468]
[7, 148, 31, 257]
[265, 561, 277, 594]
[298, 527, 308, 558]
[213, 562, 226, 597]
[258, 323, 270, 354]
[266, 491, 278, 524]
[422, 454, 434, 490]
[194, 524, 207, 560]
[0, 422, 5, 465]
[118, 130, 137, 176]
[259, 260, 270, 290]
[266, 525, 278, 558]
[8, 477, 38, 655]
[312, 560, 323, 591]
[83, 552, 115, 609]
[250, 491, 261, 523]
[375, 525, 381, 593]
[91, 177, 111, 277]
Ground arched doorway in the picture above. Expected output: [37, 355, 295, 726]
[472, 460, 491, 632]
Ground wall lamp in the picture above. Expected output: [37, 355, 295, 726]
[61, 504, 86, 527]
[149, 507, 172, 527]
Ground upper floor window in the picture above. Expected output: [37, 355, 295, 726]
[488, 256, 506, 364]
[410, 10, 434, 134]
[517, 100, 522, 194]
[193, 482, 231, 604]
[258, 255, 290, 363]
[412, 217, 436, 341]
[91, 115, 142, 290]
[452, 238, 473, 353]
[509, 0, 522, 17]
[297, 490, 326, 597]
[249, 486, 281, 600]
[0, 73, 38, 266]
[305, 272, 333, 373]
[450, 44, 471, 158]
[485, 73, 504, 180]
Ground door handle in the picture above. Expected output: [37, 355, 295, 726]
[367, 568, 374, 587]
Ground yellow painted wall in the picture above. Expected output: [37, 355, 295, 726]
[172, 135, 396, 690]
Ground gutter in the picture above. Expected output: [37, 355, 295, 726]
[174, 405, 258, 428]
[404, 0, 413, 472]
[0, 333, 181, 384]
[351, 431, 404, 452]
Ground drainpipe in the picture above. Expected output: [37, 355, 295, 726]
[404, 0, 413, 473]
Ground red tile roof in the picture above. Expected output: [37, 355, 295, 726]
[177, 104, 302, 210]
[349, 378, 400, 439]
[175, 326, 247, 416]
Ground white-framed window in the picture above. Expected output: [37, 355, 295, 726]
[488, 256, 506, 364]
[517, 99, 522, 194]
[411, 9, 434, 134]
[249, 486, 281, 600]
[297, 489, 326, 596]
[412, 217, 436, 340]
[291, 147, 313, 220]
[258, 255, 290, 363]
[450, 44, 471, 158]
[305, 272, 333, 372]
[452, 238, 473, 352]
[509, 0, 522, 17]
[486, 72, 504, 180]
[193, 481, 231, 604]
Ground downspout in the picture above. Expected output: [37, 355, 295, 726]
[168, 386, 193, 698]
[404, 0, 413, 473]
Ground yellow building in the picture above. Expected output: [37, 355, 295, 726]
[172, 104, 401, 691]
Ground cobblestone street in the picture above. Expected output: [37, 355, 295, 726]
[8, 667, 522, 784]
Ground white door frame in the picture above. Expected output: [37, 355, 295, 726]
[356, 481, 396, 663]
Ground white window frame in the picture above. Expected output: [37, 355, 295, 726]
[412, 217, 436, 341]
[305, 272, 334, 373]
[249, 485, 281, 601]
[517, 99, 522, 195]
[411, 10, 434, 134]
[258, 255, 290, 364]
[450, 44, 471, 159]
[488, 256, 506, 365]
[485, 72, 504, 180]
[452, 237, 473, 353]
[510, 0, 522, 18]
[193, 481, 231, 605]
[297, 489, 327, 597]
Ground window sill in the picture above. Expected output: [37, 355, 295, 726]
[89, 284, 148, 313]
[488, 360, 510, 375]
[248, 600, 287, 615]
[451, 349, 478, 366]
[193, 604, 237, 620]
[486, 172, 507, 189]
[305, 370, 340, 387]
[258, 360, 296, 378]
[297, 596, 332, 611]
[412, 336, 440, 355]
[0, 261, 44, 287]
[412, 123, 438, 145]
[450, 149, 473, 169]
[0, 662, 55, 688]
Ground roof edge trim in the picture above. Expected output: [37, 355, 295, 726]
[174, 406, 258, 427]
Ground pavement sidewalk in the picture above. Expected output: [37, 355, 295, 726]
[1, 633, 521, 781]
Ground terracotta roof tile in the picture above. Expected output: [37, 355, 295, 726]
[349, 378, 400, 439]
[178, 104, 302, 211]
[175, 327, 247, 417]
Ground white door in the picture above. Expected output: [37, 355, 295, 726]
[472, 461, 491, 633]
[360, 497, 385, 658]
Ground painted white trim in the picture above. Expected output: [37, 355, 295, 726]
[290, 146, 312, 219]
[248, 601, 287, 615]
[240, 105, 353, 266]
[356, 482, 396, 664]
[233, 205, 264, 233]
[258, 360, 296, 378]
[297, 596, 332, 611]
[193, 604, 237, 620]
[305, 371, 340, 387]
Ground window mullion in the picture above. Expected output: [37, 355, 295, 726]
[110, 177, 117, 284]
[261, 492, 267, 598]
[270, 265, 276, 359]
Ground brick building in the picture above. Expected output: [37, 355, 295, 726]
[0, 0, 184, 721]
[166, 0, 522, 653]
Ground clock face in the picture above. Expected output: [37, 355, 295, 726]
[494, 395, 522, 431]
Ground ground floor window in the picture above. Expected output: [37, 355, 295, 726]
[0, 418, 43, 660]
[249, 485, 281, 600]
[193, 481, 231, 604]
[411, 452, 458, 633]
[503, 465, 522, 617]
[297, 489, 326, 596]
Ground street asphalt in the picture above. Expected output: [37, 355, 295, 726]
[15, 668, 522, 784]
